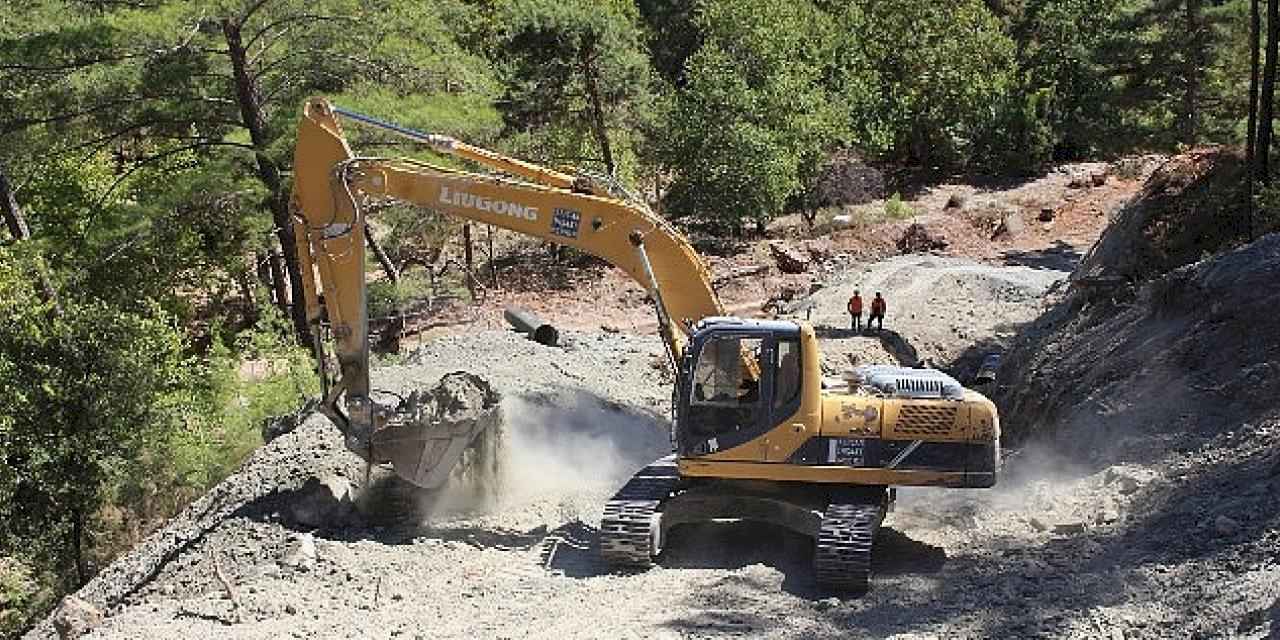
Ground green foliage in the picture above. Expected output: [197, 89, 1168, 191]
[658, 0, 841, 233]
[971, 87, 1057, 174]
[494, 0, 653, 176]
[367, 271, 435, 319]
[0, 557, 47, 638]
[883, 193, 914, 220]
[827, 0, 1018, 165]
[0, 249, 188, 585]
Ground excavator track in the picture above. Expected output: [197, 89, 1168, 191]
[813, 489, 887, 591]
[599, 455, 680, 568]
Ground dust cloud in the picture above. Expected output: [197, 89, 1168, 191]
[893, 440, 1094, 532]
[403, 392, 672, 523]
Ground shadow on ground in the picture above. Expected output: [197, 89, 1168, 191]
[813, 325, 922, 367]
[540, 519, 945, 599]
[1001, 240, 1083, 272]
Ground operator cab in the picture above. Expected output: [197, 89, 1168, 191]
[676, 318, 804, 458]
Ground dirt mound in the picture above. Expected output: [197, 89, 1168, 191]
[985, 233, 1280, 638]
[1078, 147, 1250, 283]
[797, 254, 1065, 370]
[997, 232, 1280, 451]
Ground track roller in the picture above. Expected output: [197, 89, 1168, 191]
[599, 455, 680, 568]
[813, 487, 888, 591]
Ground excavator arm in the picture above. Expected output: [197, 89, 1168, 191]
[289, 97, 722, 485]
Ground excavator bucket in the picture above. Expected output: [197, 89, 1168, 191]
[360, 372, 504, 489]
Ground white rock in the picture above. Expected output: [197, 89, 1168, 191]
[281, 533, 317, 571]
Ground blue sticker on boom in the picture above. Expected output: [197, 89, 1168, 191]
[551, 208, 581, 239]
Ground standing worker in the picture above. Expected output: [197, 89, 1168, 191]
[870, 292, 886, 331]
[847, 290, 864, 331]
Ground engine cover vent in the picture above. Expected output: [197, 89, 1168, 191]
[896, 404, 959, 436]
[846, 365, 965, 400]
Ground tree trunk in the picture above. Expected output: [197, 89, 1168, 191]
[487, 225, 497, 289]
[1249, 0, 1262, 238]
[364, 222, 399, 283]
[462, 223, 476, 299]
[0, 162, 31, 241]
[1259, 0, 1280, 183]
[268, 243, 290, 318]
[237, 265, 258, 325]
[1181, 0, 1202, 146]
[222, 17, 312, 345]
[0, 160, 61, 311]
[72, 507, 87, 587]
[580, 46, 616, 176]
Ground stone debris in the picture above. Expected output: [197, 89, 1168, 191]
[288, 474, 355, 529]
[280, 533, 317, 572]
[897, 223, 949, 254]
[51, 597, 101, 640]
[769, 242, 810, 274]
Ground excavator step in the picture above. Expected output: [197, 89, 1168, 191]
[599, 455, 680, 568]
[813, 488, 887, 591]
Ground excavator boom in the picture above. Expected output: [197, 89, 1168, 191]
[290, 98, 721, 486]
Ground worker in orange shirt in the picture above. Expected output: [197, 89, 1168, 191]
[870, 292, 886, 331]
[847, 290, 863, 331]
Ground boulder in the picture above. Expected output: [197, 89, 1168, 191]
[1053, 521, 1087, 535]
[1038, 207, 1056, 222]
[52, 596, 102, 640]
[1214, 515, 1240, 536]
[769, 243, 810, 274]
[897, 223, 949, 254]
[1103, 466, 1151, 495]
[280, 533, 317, 572]
[992, 213, 1025, 240]
[288, 474, 354, 529]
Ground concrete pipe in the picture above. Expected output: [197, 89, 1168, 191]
[503, 306, 560, 346]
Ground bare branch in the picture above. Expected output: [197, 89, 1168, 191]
[246, 13, 356, 53]
[2, 96, 137, 132]
[0, 52, 149, 74]
[238, 0, 274, 26]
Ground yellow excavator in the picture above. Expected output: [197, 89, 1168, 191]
[289, 98, 1000, 589]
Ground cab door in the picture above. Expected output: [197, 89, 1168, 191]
[678, 332, 773, 460]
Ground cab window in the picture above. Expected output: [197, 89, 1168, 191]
[774, 338, 802, 412]
[689, 335, 764, 436]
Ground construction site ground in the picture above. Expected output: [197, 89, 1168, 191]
[26, 158, 1280, 639]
